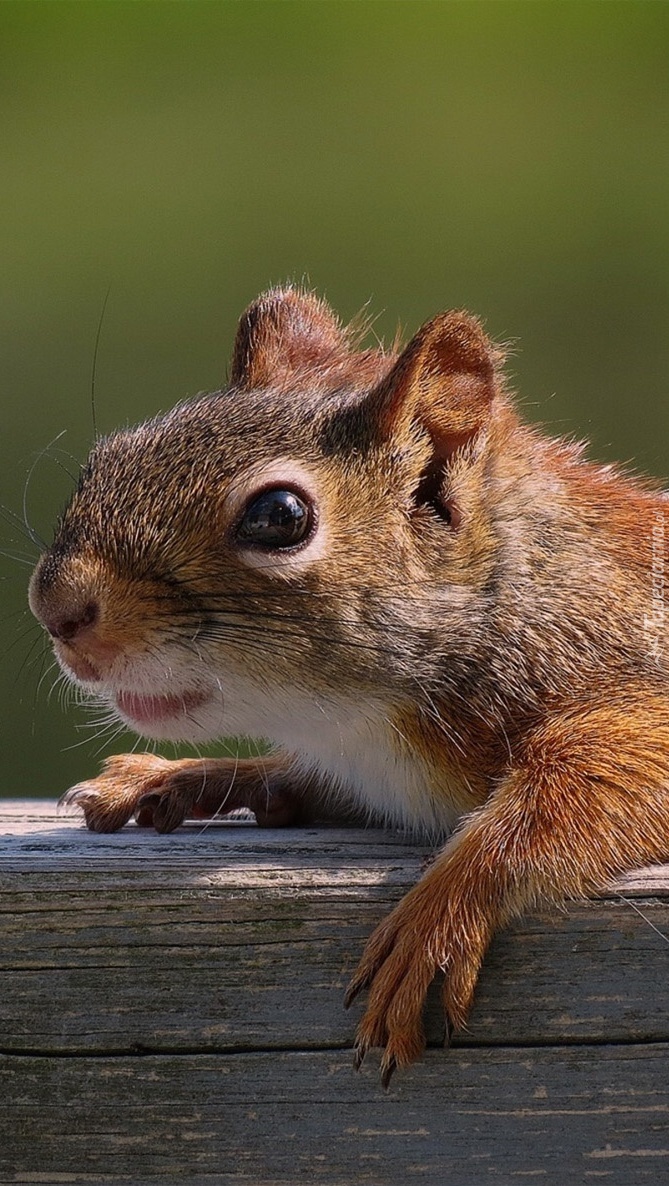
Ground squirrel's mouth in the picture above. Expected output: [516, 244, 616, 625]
[114, 689, 211, 727]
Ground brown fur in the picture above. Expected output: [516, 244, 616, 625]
[29, 285, 669, 1086]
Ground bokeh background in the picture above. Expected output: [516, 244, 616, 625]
[2, 1, 669, 796]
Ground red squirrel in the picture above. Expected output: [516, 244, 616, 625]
[29, 287, 669, 1085]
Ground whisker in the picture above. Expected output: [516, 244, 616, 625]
[0, 503, 42, 552]
[92, 723, 129, 757]
[0, 606, 30, 626]
[0, 549, 37, 567]
[36, 658, 60, 701]
[6, 627, 46, 685]
[90, 286, 112, 442]
[22, 430, 68, 550]
[189, 617, 409, 659]
[618, 895, 669, 947]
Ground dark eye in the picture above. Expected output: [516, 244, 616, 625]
[236, 488, 313, 550]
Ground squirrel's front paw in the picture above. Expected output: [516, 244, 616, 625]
[345, 890, 482, 1087]
[60, 754, 180, 833]
[59, 754, 276, 834]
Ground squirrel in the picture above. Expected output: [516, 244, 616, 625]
[28, 286, 669, 1086]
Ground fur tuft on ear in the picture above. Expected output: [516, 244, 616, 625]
[371, 310, 504, 458]
[230, 287, 351, 389]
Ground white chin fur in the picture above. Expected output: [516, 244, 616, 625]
[71, 667, 464, 836]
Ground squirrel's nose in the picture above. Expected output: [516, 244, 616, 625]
[28, 552, 101, 643]
[43, 600, 99, 642]
[29, 558, 118, 683]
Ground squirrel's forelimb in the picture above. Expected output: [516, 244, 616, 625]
[347, 685, 669, 1079]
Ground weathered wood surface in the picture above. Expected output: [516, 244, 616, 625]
[1, 800, 668, 1184]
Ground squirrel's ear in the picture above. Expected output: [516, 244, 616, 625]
[231, 287, 349, 388]
[368, 310, 503, 457]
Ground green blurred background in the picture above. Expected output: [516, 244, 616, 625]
[2, 0, 669, 797]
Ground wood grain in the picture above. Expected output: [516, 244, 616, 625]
[2, 1046, 669, 1184]
[1, 800, 668, 1184]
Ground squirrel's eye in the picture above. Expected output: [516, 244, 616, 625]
[236, 488, 313, 550]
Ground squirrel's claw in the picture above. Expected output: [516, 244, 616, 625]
[381, 1055, 397, 1091]
[353, 1041, 367, 1072]
[443, 1015, 453, 1048]
[353, 1035, 401, 1090]
[58, 754, 176, 833]
[344, 970, 372, 1010]
[135, 788, 191, 833]
[58, 781, 136, 833]
[345, 897, 447, 1085]
[59, 784, 98, 809]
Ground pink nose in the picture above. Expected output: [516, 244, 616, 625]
[44, 600, 99, 643]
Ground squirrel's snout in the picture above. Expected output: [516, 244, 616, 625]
[29, 555, 101, 646]
[29, 556, 120, 684]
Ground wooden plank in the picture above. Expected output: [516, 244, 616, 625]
[1, 796, 669, 891]
[1, 878, 669, 1052]
[2, 801, 669, 1184]
[0, 802, 668, 1052]
[2, 1046, 669, 1184]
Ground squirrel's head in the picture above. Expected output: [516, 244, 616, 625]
[29, 287, 506, 744]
